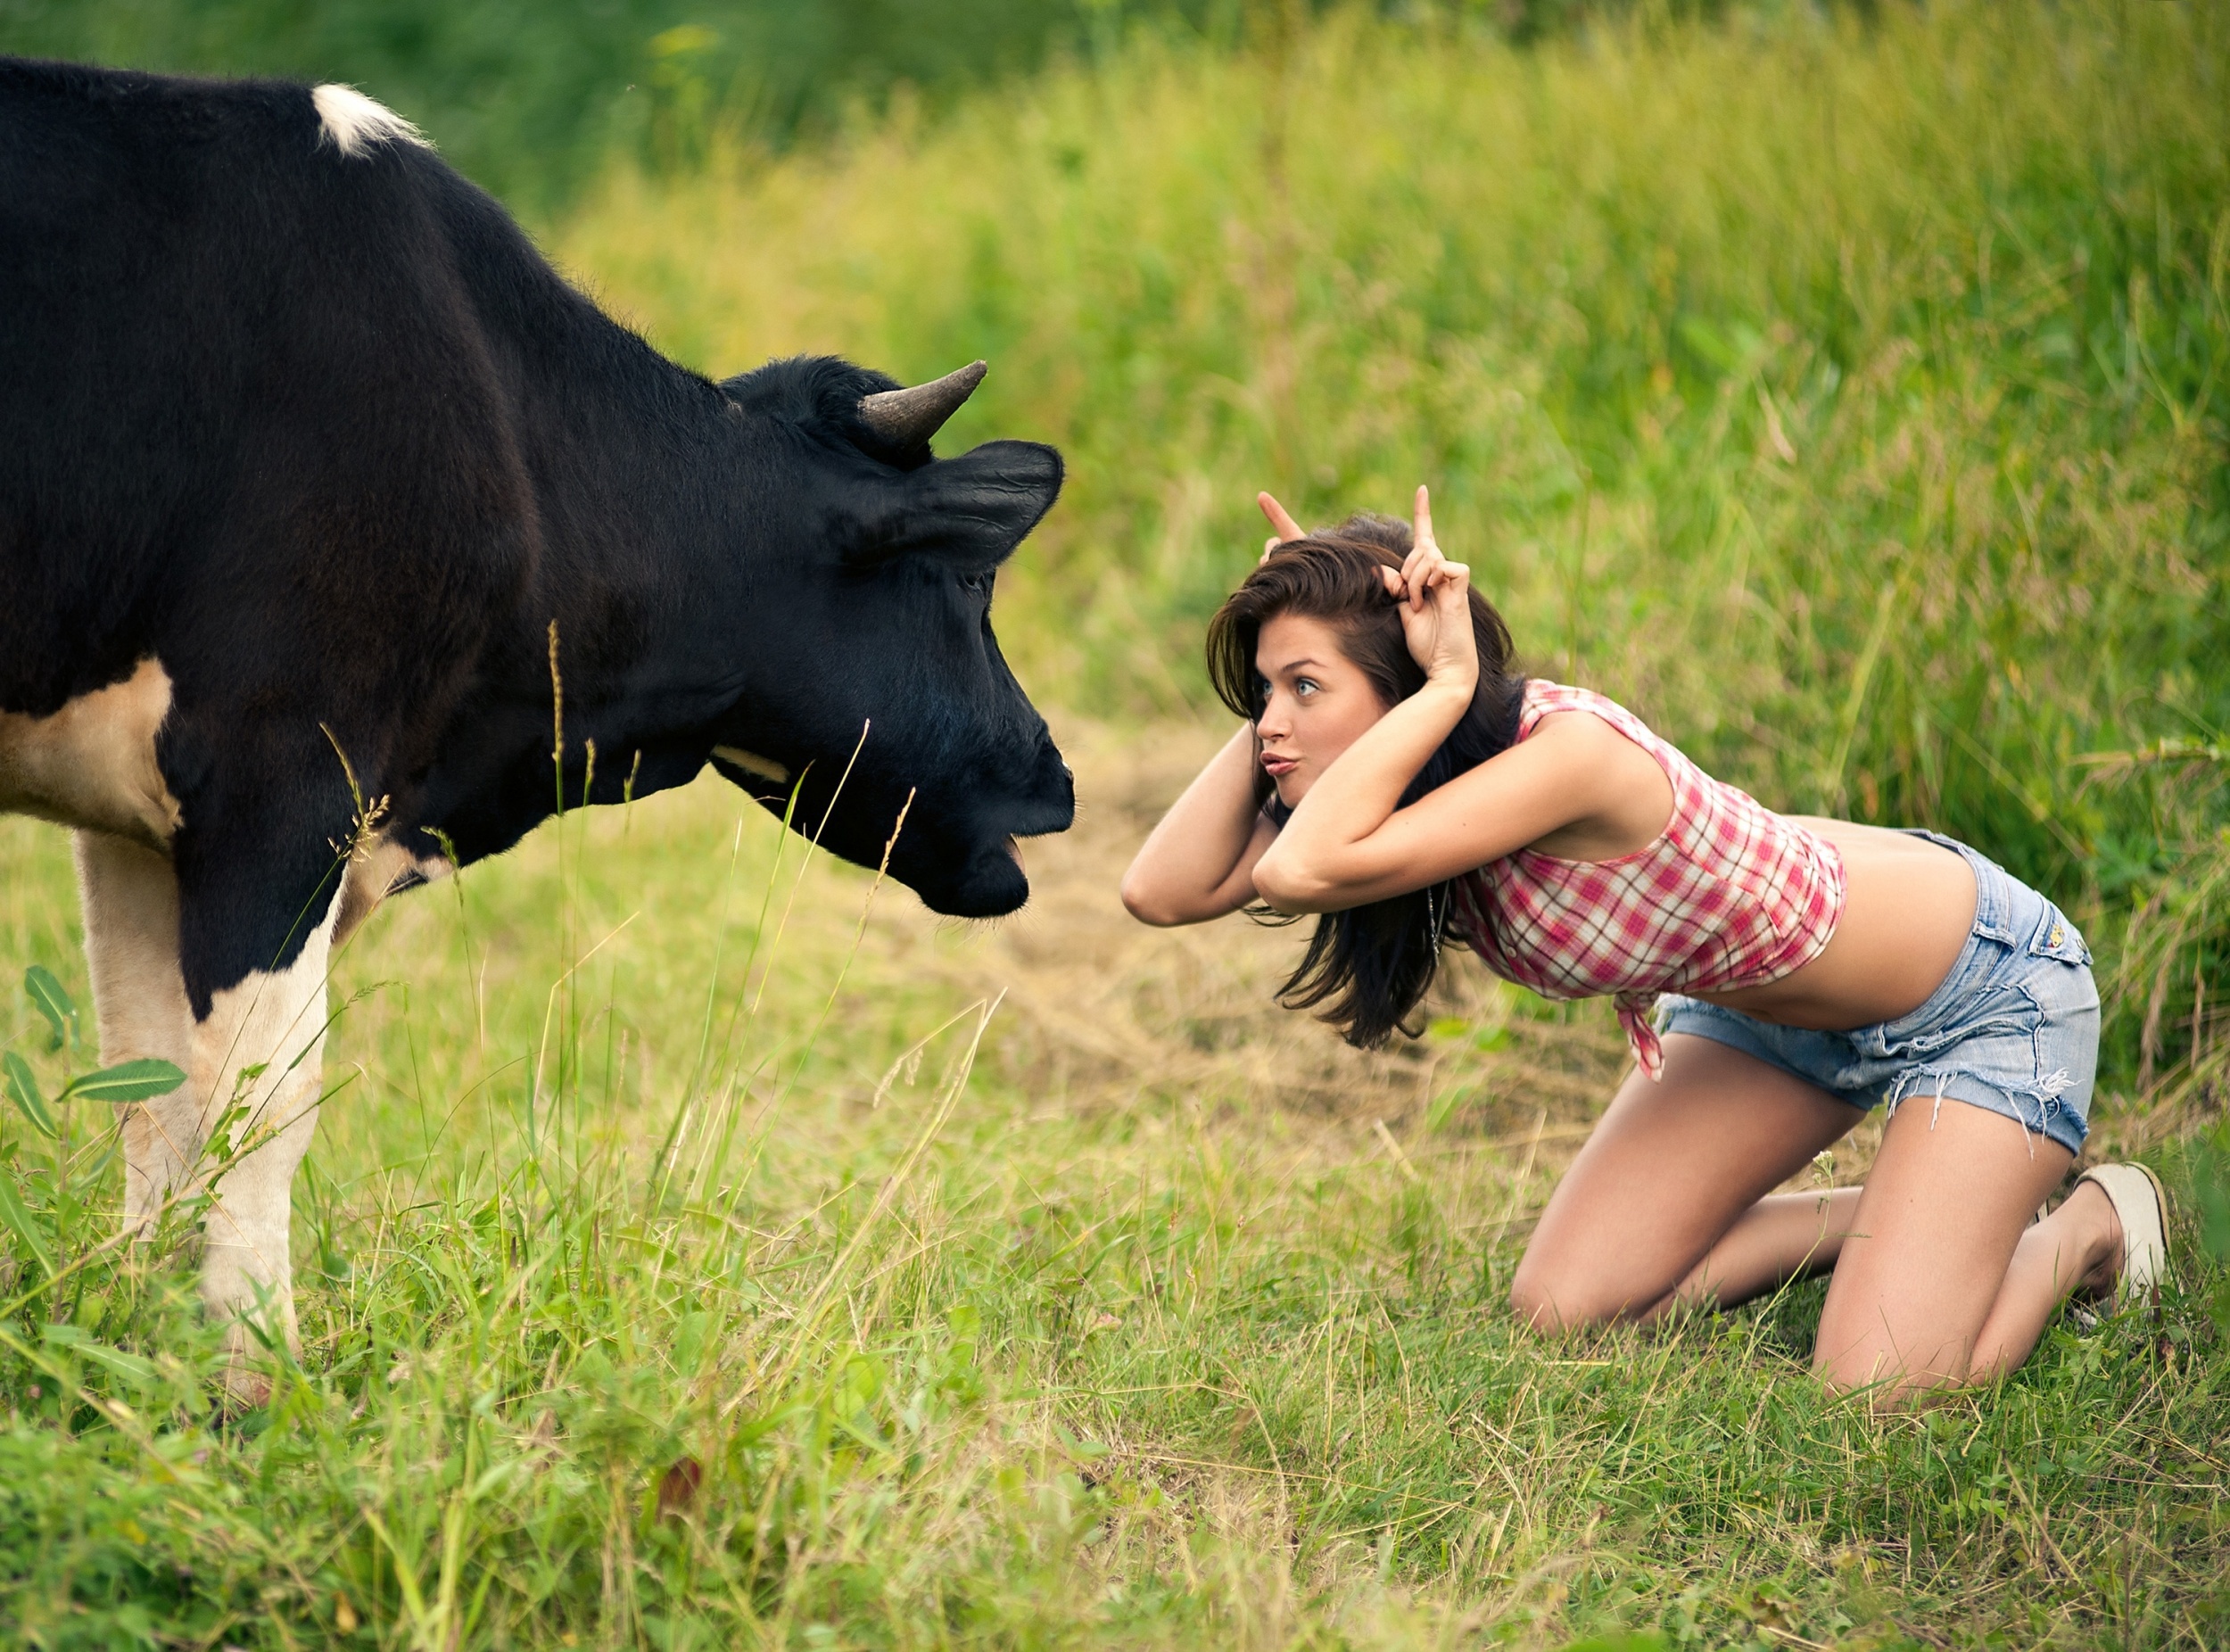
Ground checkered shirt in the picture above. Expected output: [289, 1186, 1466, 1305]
[1447, 681, 1846, 1080]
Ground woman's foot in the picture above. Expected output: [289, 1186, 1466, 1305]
[2069, 1162, 2169, 1305]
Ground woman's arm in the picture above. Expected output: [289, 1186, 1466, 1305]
[1251, 714, 1650, 911]
[1120, 722, 1281, 926]
[1119, 491, 1310, 927]
[1251, 488, 1648, 913]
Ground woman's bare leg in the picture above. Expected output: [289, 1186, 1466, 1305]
[1510, 1034, 1863, 1330]
[1813, 1094, 2082, 1402]
[1970, 1179, 2122, 1375]
[1689, 1170, 2124, 1378]
[1515, 1035, 2130, 1398]
[1656, 1185, 1865, 1317]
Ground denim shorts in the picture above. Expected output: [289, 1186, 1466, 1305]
[1655, 832, 2098, 1155]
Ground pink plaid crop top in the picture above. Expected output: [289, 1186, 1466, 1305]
[1447, 681, 1846, 1080]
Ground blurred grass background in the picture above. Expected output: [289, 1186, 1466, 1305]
[0, 3, 1656, 211]
[0, 0, 1231, 211]
[3, 1, 2228, 1645]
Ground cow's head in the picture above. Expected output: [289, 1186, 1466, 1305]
[708, 355, 1073, 918]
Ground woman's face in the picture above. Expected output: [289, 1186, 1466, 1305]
[1253, 612, 1391, 807]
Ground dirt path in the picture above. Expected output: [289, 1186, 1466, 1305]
[893, 718, 1630, 1149]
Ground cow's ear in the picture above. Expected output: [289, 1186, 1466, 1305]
[846, 440, 1062, 572]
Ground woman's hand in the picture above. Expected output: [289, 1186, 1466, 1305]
[1385, 485, 1476, 692]
[1239, 480, 1609, 916]
[1257, 491, 1305, 562]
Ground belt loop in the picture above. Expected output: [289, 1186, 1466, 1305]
[1957, 838, 2010, 941]
[1904, 829, 2011, 941]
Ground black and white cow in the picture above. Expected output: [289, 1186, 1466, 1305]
[0, 57, 1073, 1396]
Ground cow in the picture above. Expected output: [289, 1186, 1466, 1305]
[0, 56, 1074, 1400]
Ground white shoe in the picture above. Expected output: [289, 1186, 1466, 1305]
[2075, 1162, 2171, 1305]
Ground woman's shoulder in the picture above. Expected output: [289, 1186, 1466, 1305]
[1517, 678, 1661, 745]
[1515, 681, 1706, 814]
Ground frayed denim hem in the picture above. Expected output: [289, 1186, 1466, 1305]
[1879, 1067, 2088, 1158]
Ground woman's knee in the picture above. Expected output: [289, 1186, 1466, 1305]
[1507, 1253, 1648, 1334]
[1811, 1354, 1955, 1410]
[1506, 1268, 1566, 1334]
[1811, 1326, 1967, 1406]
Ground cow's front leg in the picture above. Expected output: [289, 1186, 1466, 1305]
[73, 831, 202, 1237]
[187, 901, 337, 1402]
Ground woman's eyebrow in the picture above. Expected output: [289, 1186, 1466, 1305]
[1268, 657, 1326, 673]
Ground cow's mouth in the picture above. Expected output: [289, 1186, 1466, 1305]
[902, 822, 1051, 920]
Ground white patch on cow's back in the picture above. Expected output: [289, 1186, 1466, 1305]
[0, 659, 183, 849]
[311, 84, 428, 159]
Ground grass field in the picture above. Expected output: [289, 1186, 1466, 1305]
[4, 1, 2230, 1646]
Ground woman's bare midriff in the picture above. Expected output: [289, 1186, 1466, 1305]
[1693, 819, 1978, 1032]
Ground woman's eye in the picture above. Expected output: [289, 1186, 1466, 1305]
[1295, 678, 1319, 698]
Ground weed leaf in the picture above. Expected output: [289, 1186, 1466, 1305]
[0, 1170, 54, 1274]
[23, 964, 73, 1052]
[62, 1059, 187, 1105]
[2, 1051, 57, 1137]
[67, 1336, 160, 1390]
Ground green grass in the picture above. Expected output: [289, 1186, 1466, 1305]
[4, 767, 2226, 1648]
[0, 753, 2221, 1640]
[5, 2, 2230, 1645]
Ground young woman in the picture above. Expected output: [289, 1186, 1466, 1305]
[1121, 487, 2169, 1403]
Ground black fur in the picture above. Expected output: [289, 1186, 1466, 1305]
[0, 56, 1073, 1016]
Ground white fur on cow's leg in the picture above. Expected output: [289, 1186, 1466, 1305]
[190, 903, 338, 1400]
[74, 830, 201, 1239]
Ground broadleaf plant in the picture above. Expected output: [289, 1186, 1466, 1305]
[2, 1050, 57, 1138]
[62, 1059, 187, 1105]
[22, 963, 74, 1052]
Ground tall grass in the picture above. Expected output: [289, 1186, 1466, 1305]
[563, 0, 2230, 1105]
[4, 749, 2226, 1647]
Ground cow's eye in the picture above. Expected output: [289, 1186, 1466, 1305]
[959, 570, 993, 596]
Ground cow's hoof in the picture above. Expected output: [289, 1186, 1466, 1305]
[215, 1362, 274, 1414]
[211, 1318, 292, 1414]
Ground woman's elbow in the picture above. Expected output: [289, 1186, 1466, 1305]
[1249, 854, 1332, 913]
[1119, 869, 1191, 927]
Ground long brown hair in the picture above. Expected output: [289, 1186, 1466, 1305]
[1205, 513, 1524, 1048]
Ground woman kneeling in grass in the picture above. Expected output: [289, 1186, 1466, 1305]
[1121, 488, 2167, 1403]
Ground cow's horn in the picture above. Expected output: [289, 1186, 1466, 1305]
[857, 359, 987, 447]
